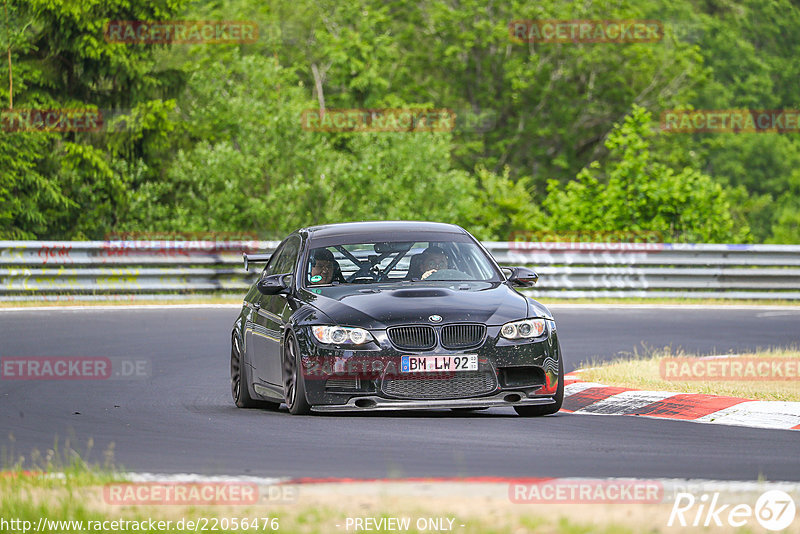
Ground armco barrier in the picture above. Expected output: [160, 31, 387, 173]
[1, 241, 799, 300]
[0, 241, 278, 299]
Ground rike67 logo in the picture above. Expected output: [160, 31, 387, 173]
[668, 490, 796, 531]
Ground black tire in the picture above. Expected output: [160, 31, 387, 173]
[283, 332, 312, 415]
[514, 351, 564, 417]
[231, 333, 280, 410]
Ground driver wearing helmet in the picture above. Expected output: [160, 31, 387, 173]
[309, 248, 337, 285]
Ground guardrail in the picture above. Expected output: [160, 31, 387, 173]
[491, 242, 800, 299]
[1, 240, 799, 300]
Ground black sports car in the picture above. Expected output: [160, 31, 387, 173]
[230, 221, 563, 415]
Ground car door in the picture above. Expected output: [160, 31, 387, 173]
[250, 235, 301, 386]
[244, 241, 286, 391]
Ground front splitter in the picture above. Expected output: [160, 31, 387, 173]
[312, 391, 556, 412]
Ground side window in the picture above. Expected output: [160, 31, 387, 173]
[262, 243, 286, 277]
[273, 236, 301, 275]
[262, 236, 300, 277]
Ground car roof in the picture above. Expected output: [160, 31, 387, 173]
[302, 221, 467, 239]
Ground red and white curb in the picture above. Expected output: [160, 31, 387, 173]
[563, 372, 800, 431]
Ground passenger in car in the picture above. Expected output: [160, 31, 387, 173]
[406, 253, 426, 280]
[406, 246, 451, 280]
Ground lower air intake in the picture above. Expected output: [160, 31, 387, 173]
[381, 371, 497, 399]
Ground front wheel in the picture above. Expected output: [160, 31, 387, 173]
[514, 351, 564, 417]
[283, 332, 312, 415]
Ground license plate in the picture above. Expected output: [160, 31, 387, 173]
[401, 355, 478, 372]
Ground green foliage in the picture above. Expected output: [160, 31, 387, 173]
[543, 106, 743, 242]
[119, 51, 532, 239]
[15, 0, 187, 107]
[0, 0, 798, 243]
[0, 0, 187, 239]
[465, 166, 544, 241]
[0, 131, 73, 238]
[769, 196, 800, 244]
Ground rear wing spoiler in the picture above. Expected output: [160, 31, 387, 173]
[242, 252, 271, 272]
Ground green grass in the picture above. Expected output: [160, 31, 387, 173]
[0, 474, 642, 534]
[2, 437, 773, 533]
[576, 346, 800, 401]
[0, 445, 654, 534]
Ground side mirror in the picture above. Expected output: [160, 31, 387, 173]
[503, 266, 539, 287]
[257, 273, 292, 295]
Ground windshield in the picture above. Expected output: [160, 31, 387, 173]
[303, 239, 501, 286]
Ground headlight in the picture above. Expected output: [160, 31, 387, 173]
[312, 325, 374, 345]
[500, 318, 546, 339]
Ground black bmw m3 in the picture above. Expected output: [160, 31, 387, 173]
[230, 221, 564, 415]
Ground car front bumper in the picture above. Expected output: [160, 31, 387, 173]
[294, 323, 562, 410]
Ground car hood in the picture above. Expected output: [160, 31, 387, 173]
[298, 282, 533, 329]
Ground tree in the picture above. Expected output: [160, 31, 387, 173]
[0, 0, 187, 238]
[543, 105, 744, 242]
[0, 131, 73, 238]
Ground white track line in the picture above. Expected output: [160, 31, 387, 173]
[117, 473, 800, 493]
[125, 472, 287, 484]
[696, 401, 800, 430]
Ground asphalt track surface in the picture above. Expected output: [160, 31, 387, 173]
[1, 306, 799, 481]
